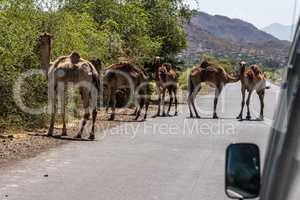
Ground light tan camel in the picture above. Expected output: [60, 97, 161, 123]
[153, 57, 178, 117]
[103, 62, 150, 121]
[39, 33, 100, 140]
[188, 61, 239, 118]
[236, 61, 270, 121]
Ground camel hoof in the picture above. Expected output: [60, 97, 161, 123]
[162, 113, 166, 117]
[47, 130, 53, 137]
[236, 115, 241, 119]
[88, 134, 95, 140]
[246, 115, 251, 120]
[257, 116, 264, 121]
[75, 134, 82, 139]
[195, 115, 201, 119]
[61, 131, 67, 137]
[174, 112, 178, 116]
[109, 115, 115, 121]
[213, 114, 219, 119]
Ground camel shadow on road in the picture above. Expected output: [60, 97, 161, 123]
[185, 116, 237, 120]
[29, 133, 95, 142]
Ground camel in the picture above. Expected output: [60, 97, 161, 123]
[89, 58, 102, 73]
[153, 57, 178, 117]
[103, 62, 151, 121]
[39, 33, 100, 140]
[236, 61, 270, 121]
[187, 61, 239, 118]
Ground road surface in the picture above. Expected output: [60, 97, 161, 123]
[0, 83, 280, 200]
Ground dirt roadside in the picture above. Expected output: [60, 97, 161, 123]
[0, 107, 157, 168]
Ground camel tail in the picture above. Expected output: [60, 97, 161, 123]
[265, 78, 271, 90]
[188, 75, 194, 96]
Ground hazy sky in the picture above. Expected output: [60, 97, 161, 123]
[186, 0, 300, 28]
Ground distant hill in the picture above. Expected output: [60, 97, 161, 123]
[179, 11, 290, 68]
[262, 23, 295, 41]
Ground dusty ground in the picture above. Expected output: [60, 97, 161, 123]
[0, 88, 206, 167]
[0, 106, 157, 168]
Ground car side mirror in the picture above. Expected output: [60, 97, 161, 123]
[225, 143, 261, 199]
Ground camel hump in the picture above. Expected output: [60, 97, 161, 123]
[250, 65, 262, 76]
[246, 70, 255, 80]
[70, 51, 81, 64]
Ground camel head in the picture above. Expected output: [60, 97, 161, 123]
[70, 51, 81, 64]
[239, 61, 247, 66]
[89, 58, 102, 73]
[39, 32, 53, 47]
[39, 33, 53, 75]
[153, 56, 162, 68]
[200, 60, 210, 68]
[236, 61, 247, 76]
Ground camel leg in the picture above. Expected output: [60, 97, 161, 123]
[76, 89, 90, 139]
[246, 90, 253, 120]
[48, 83, 57, 136]
[213, 85, 223, 119]
[106, 103, 110, 113]
[167, 89, 173, 116]
[144, 98, 150, 120]
[135, 98, 144, 121]
[191, 84, 201, 118]
[109, 91, 116, 120]
[89, 108, 97, 140]
[162, 88, 167, 116]
[154, 85, 161, 117]
[237, 88, 246, 120]
[174, 88, 178, 116]
[105, 89, 111, 113]
[59, 83, 67, 136]
[187, 94, 194, 118]
[257, 90, 265, 120]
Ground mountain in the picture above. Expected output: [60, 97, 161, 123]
[179, 11, 291, 68]
[262, 23, 295, 41]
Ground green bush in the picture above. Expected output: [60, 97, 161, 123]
[0, 0, 189, 129]
[178, 67, 193, 90]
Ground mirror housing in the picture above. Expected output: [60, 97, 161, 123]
[225, 143, 261, 199]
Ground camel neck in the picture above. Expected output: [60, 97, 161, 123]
[240, 65, 246, 76]
[154, 63, 160, 79]
[40, 41, 51, 76]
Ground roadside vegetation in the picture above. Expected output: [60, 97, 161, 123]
[0, 0, 191, 131]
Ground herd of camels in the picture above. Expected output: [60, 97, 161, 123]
[39, 33, 270, 140]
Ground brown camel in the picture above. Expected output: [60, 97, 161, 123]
[153, 57, 178, 117]
[89, 58, 102, 73]
[39, 33, 100, 140]
[236, 61, 270, 121]
[188, 61, 239, 118]
[103, 62, 150, 121]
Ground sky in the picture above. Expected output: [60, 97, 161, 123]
[185, 0, 300, 28]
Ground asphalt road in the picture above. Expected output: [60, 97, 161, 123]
[0, 83, 280, 200]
